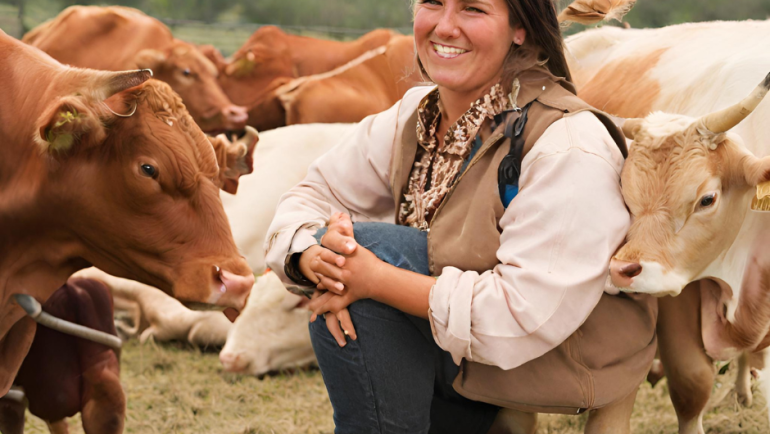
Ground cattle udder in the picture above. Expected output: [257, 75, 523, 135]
[0, 30, 253, 397]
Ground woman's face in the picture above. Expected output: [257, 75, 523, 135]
[414, 0, 523, 96]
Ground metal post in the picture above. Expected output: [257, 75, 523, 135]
[17, 0, 26, 36]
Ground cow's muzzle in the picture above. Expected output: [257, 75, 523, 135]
[610, 259, 643, 289]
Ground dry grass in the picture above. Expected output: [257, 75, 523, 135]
[23, 340, 769, 433]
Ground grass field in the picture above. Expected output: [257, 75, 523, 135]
[20, 339, 770, 434]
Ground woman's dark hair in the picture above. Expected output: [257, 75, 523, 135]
[504, 0, 572, 83]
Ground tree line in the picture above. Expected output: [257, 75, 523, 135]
[4, 0, 770, 35]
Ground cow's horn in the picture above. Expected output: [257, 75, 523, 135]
[13, 294, 122, 350]
[701, 72, 770, 134]
[622, 118, 644, 140]
[98, 69, 153, 99]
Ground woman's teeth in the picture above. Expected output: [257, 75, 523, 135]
[433, 43, 468, 58]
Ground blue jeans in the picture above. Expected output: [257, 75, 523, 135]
[311, 222, 500, 434]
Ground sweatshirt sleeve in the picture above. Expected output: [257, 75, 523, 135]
[428, 111, 631, 369]
[264, 87, 434, 286]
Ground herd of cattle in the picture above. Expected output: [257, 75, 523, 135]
[3, 1, 770, 433]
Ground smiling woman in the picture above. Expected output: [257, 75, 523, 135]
[264, 0, 657, 433]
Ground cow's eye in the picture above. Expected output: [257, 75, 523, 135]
[140, 164, 157, 178]
[182, 68, 192, 77]
[699, 193, 716, 208]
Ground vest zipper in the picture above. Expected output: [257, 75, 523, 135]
[426, 133, 505, 269]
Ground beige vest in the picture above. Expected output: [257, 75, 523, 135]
[389, 69, 657, 414]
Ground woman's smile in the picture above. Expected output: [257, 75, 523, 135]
[431, 41, 470, 59]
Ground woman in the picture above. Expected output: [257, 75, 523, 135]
[265, 0, 657, 433]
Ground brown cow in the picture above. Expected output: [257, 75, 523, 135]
[217, 26, 395, 125]
[23, 6, 247, 133]
[245, 35, 420, 131]
[13, 278, 124, 434]
[280, 35, 422, 125]
[0, 30, 253, 397]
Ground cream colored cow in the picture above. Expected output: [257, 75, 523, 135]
[567, 22, 770, 434]
[219, 271, 316, 376]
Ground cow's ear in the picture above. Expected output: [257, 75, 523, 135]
[743, 155, 770, 186]
[134, 49, 167, 72]
[210, 126, 259, 194]
[36, 96, 106, 154]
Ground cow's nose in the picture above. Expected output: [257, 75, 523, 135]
[216, 268, 254, 310]
[222, 105, 248, 129]
[219, 351, 246, 372]
[610, 259, 642, 288]
[621, 263, 642, 278]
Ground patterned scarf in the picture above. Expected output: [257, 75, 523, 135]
[399, 83, 513, 230]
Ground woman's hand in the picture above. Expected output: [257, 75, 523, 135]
[298, 212, 358, 294]
[310, 290, 357, 347]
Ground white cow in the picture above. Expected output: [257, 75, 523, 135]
[221, 123, 355, 273]
[74, 268, 233, 348]
[566, 21, 770, 434]
[219, 271, 316, 376]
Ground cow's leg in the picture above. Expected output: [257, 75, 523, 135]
[80, 362, 125, 434]
[65, 279, 126, 434]
[0, 395, 25, 434]
[583, 388, 637, 434]
[736, 351, 753, 407]
[658, 283, 712, 434]
[46, 419, 69, 434]
[487, 409, 537, 434]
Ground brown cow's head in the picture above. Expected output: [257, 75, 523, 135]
[134, 41, 248, 133]
[36, 70, 254, 310]
[611, 73, 770, 297]
[219, 27, 296, 109]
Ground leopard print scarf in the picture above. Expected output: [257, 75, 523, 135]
[399, 83, 512, 230]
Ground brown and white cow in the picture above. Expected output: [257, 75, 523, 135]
[565, 22, 770, 434]
[0, 30, 253, 397]
[216, 26, 395, 128]
[23, 6, 247, 133]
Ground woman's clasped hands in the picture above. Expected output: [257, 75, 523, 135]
[298, 212, 387, 347]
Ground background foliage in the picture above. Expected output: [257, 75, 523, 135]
[2, 0, 770, 53]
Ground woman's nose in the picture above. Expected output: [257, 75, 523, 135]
[435, 10, 461, 39]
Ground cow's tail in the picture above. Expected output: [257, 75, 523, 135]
[558, 0, 637, 26]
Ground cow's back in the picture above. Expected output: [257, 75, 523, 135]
[24, 6, 172, 70]
[283, 35, 419, 125]
[569, 20, 770, 157]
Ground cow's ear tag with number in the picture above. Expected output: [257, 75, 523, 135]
[751, 181, 770, 211]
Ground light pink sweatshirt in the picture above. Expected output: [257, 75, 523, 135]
[265, 86, 629, 370]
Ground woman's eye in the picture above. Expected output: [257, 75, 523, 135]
[182, 68, 192, 77]
[141, 164, 157, 178]
[420, 0, 442, 5]
[466, 6, 484, 13]
[699, 194, 716, 208]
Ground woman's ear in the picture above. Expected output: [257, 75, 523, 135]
[513, 27, 526, 46]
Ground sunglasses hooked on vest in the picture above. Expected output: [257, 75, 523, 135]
[496, 102, 533, 208]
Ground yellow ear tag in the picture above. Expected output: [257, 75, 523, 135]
[47, 110, 79, 152]
[751, 181, 770, 211]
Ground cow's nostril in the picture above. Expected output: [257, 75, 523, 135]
[620, 263, 642, 278]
